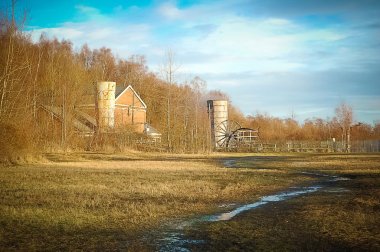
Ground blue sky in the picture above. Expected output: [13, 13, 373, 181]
[8, 0, 380, 124]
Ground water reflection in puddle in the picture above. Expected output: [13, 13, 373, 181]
[223, 159, 236, 167]
[157, 231, 203, 252]
[205, 185, 321, 221]
[153, 184, 324, 251]
[151, 160, 350, 251]
[323, 187, 350, 193]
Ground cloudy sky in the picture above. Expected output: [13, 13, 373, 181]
[14, 0, 380, 124]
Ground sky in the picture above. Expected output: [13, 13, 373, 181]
[6, 0, 380, 124]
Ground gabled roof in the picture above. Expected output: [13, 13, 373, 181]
[115, 84, 127, 97]
[115, 84, 147, 109]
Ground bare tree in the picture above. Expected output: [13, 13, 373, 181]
[159, 49, 180, 151]
[190, 76, 206, 150]
[335, 102, 353, 152]
[0, 0, 29, 120]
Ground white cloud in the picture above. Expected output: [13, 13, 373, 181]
[263, 18, 293, 26]
[29, 17, 152, 57]
[27, 1, 380, 123]
[87, 27, 115, 40]
[157, 2, 183, 19]
[30, 27, 84, 41]
[29, 1, 350, 76]
[75, 5, 101, 16]
[175, 17, 321, 75]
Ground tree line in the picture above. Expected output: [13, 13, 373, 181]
[246, 112, 380, 143]
[1, 4, 379, 161]
[0, 6, 228, 157]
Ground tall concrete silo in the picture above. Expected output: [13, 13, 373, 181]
[207, 100, 228, 148]
[96, 81, 116, 131]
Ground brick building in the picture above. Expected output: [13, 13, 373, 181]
[39, 82, 160, 140]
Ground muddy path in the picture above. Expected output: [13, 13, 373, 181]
[143, 157, 352, 251]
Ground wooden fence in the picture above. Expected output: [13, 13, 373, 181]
[237, 140, 380, 153]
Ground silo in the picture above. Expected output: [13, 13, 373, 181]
[207, 100, 228, 148]
[96, 81, 116, 130]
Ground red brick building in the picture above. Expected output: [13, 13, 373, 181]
[39, 82, 159, 139]
[114, 84, 147, 133]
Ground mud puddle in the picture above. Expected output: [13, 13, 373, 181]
[145, 159, 350, 251]
[204, 185, 322, 222]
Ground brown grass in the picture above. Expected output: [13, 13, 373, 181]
[2, 153, 379, 251]
[186, 153, 380, 251]
[0, 153, 310, 250]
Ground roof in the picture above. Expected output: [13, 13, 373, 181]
[82, 83, 128, 97]
[41, 105, 95, 133]
[115, 84, 147, 109]
[144, 123, 161, 136]
[115, 84, 127, 97]
[82, 83, 147, 108]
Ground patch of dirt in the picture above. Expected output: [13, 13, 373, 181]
[184, 173, 380, 251]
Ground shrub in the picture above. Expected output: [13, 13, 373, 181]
[0, 122, 34, 163]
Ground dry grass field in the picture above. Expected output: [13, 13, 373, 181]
[1, 152, 379, 251]
[186, 154, 380, 251]
[0, 152, 312, 251]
